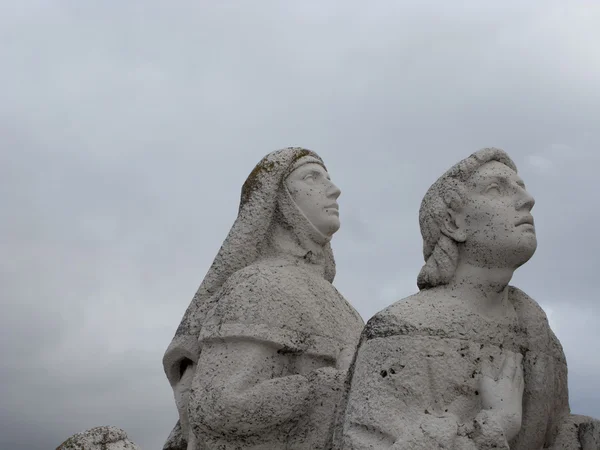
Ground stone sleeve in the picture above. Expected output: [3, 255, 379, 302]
[188, 269, 323, 437]
[190, 339, 313, 436]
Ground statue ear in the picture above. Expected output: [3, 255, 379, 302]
[440, 207, 467, 243]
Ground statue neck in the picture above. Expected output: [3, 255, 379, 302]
[447, 262, 516, 319]
[257, 184, 331, 277]
[261, 222, 327, 277]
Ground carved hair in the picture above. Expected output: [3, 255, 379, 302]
[417, 148, 517, 290]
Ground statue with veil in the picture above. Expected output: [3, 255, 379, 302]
[162, 148, 364, 449]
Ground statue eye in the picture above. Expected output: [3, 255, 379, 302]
[303, 173, 316, 182]
[486, 183, 500, 194]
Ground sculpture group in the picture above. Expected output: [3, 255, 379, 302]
[59, 147, 598, 449]
[160, 147, 598, 449]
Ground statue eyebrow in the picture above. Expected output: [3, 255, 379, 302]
[482, 175, 525, 188]
[481, 175, 506, 186]
[306, 167, 327, 178]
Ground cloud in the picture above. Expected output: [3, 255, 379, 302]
[1, 1, 599, 448]
[526, 142, 600, 174]
[526, 154, 556, 174]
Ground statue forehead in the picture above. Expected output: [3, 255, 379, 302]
[287, 162, 328, 179]
[467, 160, 522, 186]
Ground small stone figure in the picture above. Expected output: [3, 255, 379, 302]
[56, 426, 140, 450]
[163, 148, 364, 449]
[336, 148, 599, 449]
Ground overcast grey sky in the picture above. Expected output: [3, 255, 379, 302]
[1, 1, 599, 448]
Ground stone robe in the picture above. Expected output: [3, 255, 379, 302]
[337, 286, 599, 449]
[188, 255, 364, 449]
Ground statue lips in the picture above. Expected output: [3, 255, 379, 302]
[515, 215, 535, 231]
[325, 202, 339, 215]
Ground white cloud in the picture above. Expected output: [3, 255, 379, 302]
[526, 154, 555, 174]
[1, 1, 599, 448]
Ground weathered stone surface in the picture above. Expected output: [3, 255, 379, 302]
[163, 148, 364, 449]
[162, 419, 186, 450]
[56, 426, 140, 450]
[549, 414, 600, 450]
[579, 418, 600, 450]
[335, 148, 600, 449]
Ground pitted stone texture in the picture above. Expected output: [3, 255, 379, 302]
[335, 149, 599, 449]
[337, 287, 570, 449]
[163, 148, 363, 449]
[56, 426, 140, 450]
[189, 260, 362, 449]
[579, 419, 600, 450]
[162, 420, 186, 450]
[550, 415, 600, 450]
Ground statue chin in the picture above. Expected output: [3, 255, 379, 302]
[510, 236, 538, 269]
[318, 217, 340, 240]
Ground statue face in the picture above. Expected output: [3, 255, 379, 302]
[285, 163, 341, 238]
[458, 160, 537, 269]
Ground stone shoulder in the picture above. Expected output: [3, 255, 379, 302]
[210, 263, 300, 320]
[363, 286, 562, 360]
[221, 260, 313, 294]
[224, 261, 362, 324]
[207, 260, 363, 337]
[364, 288, 465, 341]
[508, 286, 566, 361]
[201, 261, 363, 356]
[507, 285, 548, 321]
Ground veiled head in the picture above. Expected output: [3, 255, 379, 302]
[284, 159, 342, 239]
[417, 148, 536, 290]
[162, 147, 339, 445]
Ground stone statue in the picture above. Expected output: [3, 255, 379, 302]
[163, 148, 364, 449]
[56, 426, 140, 450]
[335, 148, 599, 449]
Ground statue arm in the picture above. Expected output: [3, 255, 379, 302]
[190, 337, 333, 436]
[184, 268, 347, 438]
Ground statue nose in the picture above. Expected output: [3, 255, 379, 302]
[517, 191, 535, 211]
[328, 182, 341, 200]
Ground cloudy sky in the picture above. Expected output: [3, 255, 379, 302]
[1, 1, 599, 448]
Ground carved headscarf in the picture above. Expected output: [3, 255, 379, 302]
[163, 147, 336, 386]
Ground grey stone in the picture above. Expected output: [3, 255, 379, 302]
[335, 148, 600, 449]
[56, 426, 140, 450]
[579, 419, 600, 450]
[163, 148, 364, 449]
[162, 420, 186, 450]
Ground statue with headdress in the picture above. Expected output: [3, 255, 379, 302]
[162, 148, 364, 449]
[335, 149, 599, 449]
